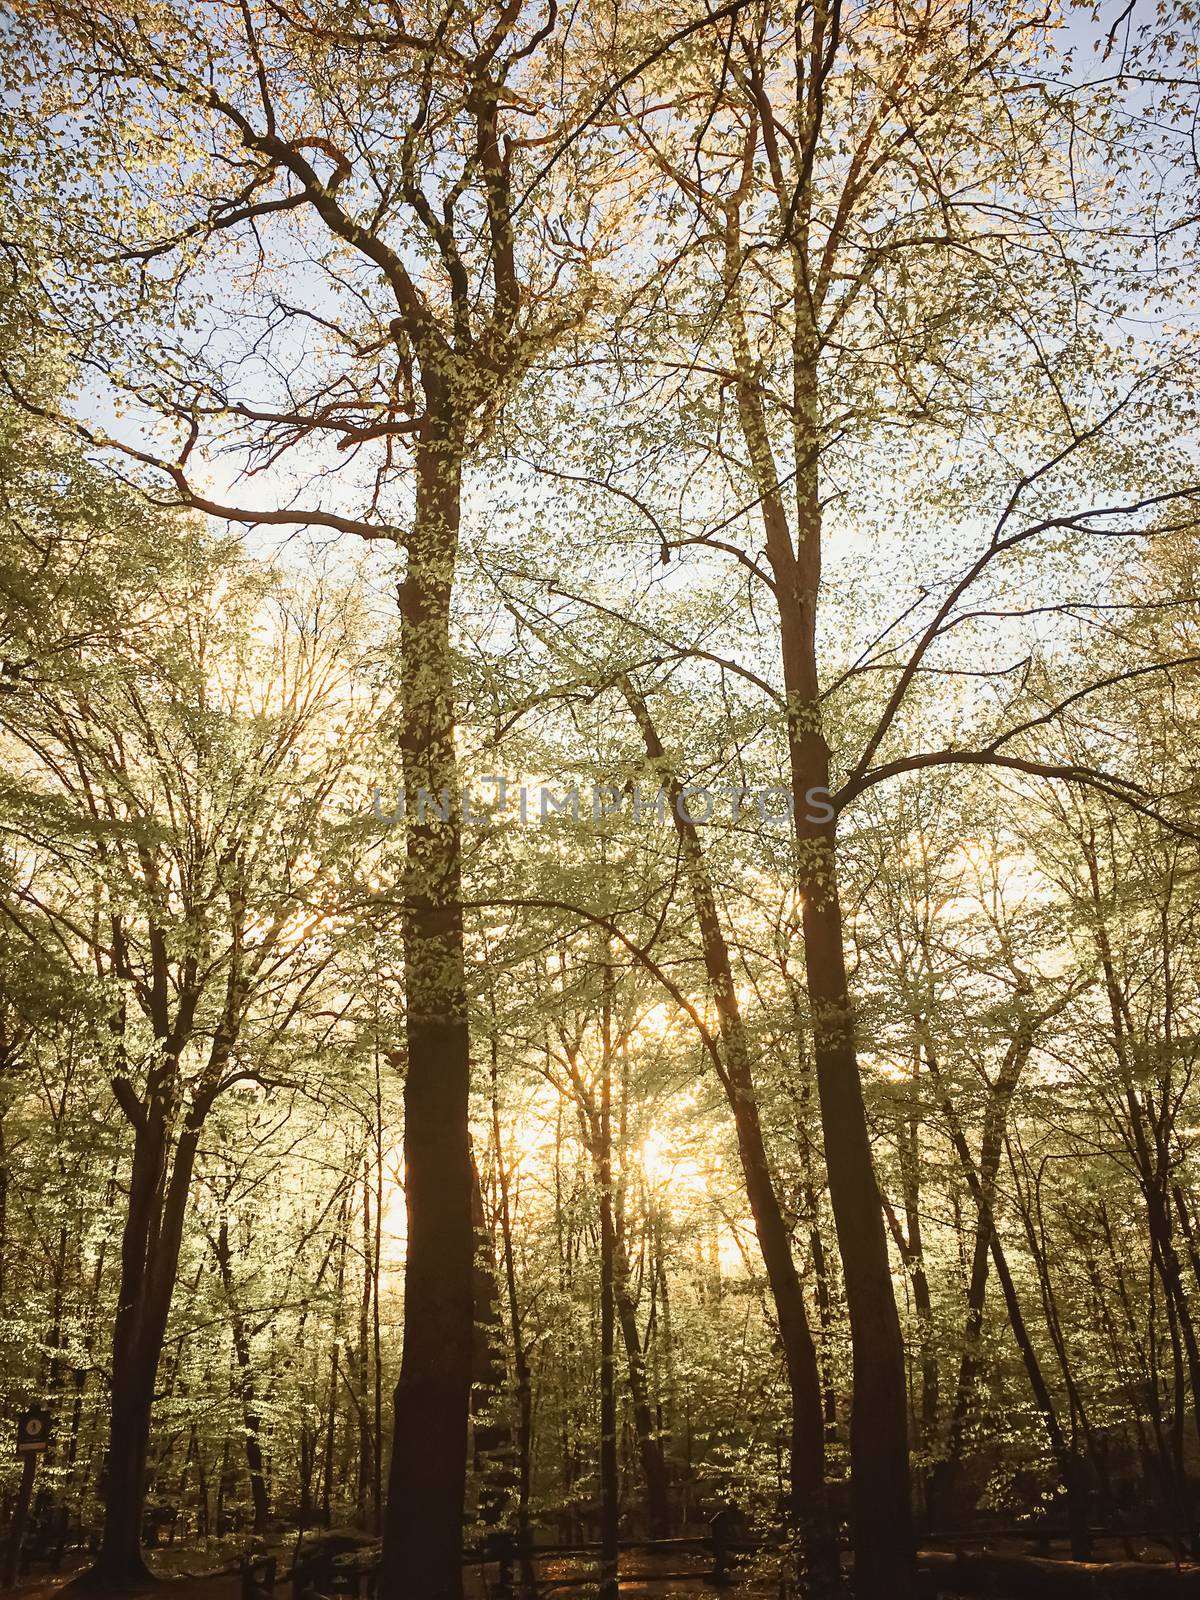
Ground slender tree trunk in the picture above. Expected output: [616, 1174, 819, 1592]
[606, 1032, 671, 1539]
[212, 1218, 270, 1534]
[470, 1154, 512, 1528]
[932, 1067, 1091, 1559]
[930, 1020, 1040, 1520]
[380, 416, 473, 1600]
[935, 1194, 992, 1517]
[358, 1164, 375, 1518]
[491, 1057, 535, 1595]
[1086, 848, 1200, 1447]
[60, 1178, 112, 1562]
[373, 1055, 385, 1532]
[901, 1073, 939, 1464]
[882, 1192, 935, 1518]
[1098, 1202, 1192, 1550]
[324, 1203, 350, 1529]
[1007, 1136, 1098, 1485]
[598, 971, 620, 1600]
[557, 1008, 671, 1545]
[553, 1098, 580, 1540]
[648, 1199, 676, 1509]
[792, 1057, 838, 1437]
[610, 1252, 670, 1537]
[881, 1058, 937, 1526]
[0, 1116, 7, 1305]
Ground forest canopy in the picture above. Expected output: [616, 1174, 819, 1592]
[0, 1, 1199, 1598]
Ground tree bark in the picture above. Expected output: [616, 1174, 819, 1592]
[380, 417, 473, 1600]
[95, 1108, 204, 1586]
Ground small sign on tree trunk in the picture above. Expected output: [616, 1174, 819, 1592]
[5, 1410, 49, 1586]
[16, 1409, 51, 1454]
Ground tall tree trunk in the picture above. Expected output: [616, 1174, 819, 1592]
[354, 1164, 377, 1518]
[96, 1120, 163, 1585]
[881, 1192, 936, 1515]
[900, 1068, 939, 1465]
[623, 686, 833, 1583]
[559, 1021, 672, 1542]
[881, 1053, 938, 1524]
[1007, 1134, 1099, 1490]
[380, 416, 473, 1600]
[609, 1032, 671, 1539]
[721, 200, 913, 1592]
[0, 1116, 7, 1306]
[1099, 1200, 1197, 1554]
[800, 883, 912, 1595]
[373, 1054, 385, 1532]
[648, 1199, 677, 1508]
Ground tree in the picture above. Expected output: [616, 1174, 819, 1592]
[1, 518, 372, 1581]
[488, 4, 1200, 1587]
[5, 0, 609, 1587]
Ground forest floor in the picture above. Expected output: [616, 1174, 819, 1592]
[10, 1534, 1194, 1599]
[8, 1579, 761, 1600]
[5, 1562, 776, 1599]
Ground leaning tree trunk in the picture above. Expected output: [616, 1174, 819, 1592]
[932, 1064, 1092, 1560]
[931, 1024, 1035, 1520]
[380, 414, 474, 1600]
[624, 686, 833, 1585]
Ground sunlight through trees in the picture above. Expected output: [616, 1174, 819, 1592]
[1, 2, 1199, 1597]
